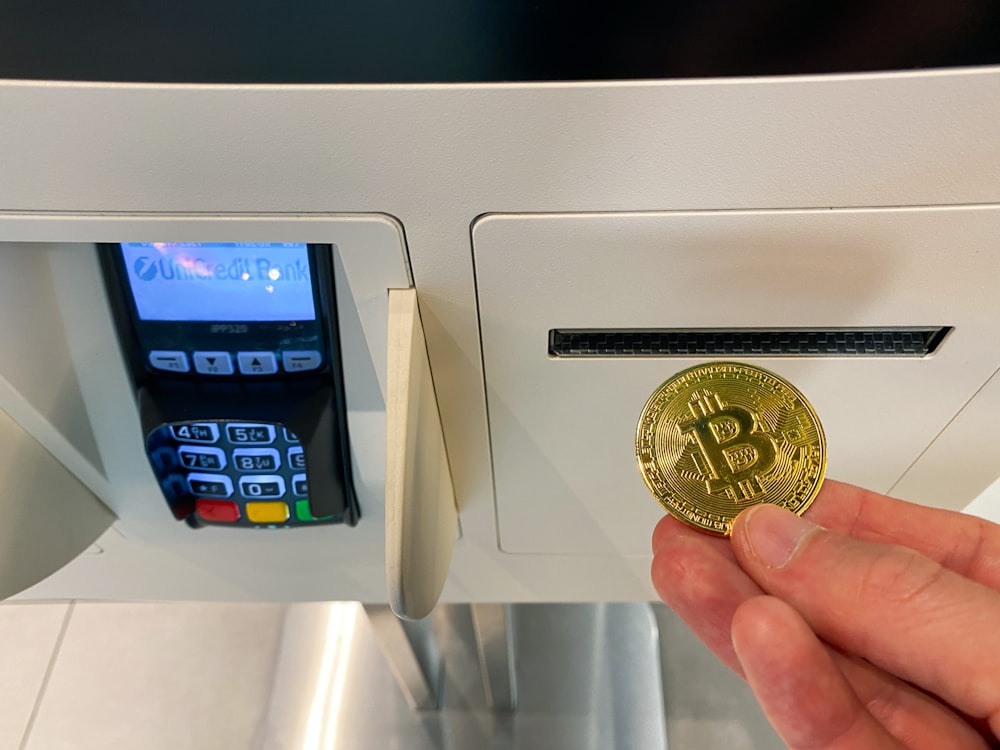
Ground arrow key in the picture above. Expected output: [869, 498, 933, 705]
[237, 351, 278, 375]
[193, 351, 234, 375]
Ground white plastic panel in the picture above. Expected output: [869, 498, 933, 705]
[4, 70, 1000, 603]
[4, 216, 409, 601]
[385, 289, 458, 620]
[895, 366, 1000, 508]
[0, 408, 113, 598]
[474, 208, 1000, 557]
[0, 244, 105, 489]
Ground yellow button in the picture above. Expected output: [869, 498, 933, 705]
[245, 501, 290, 524]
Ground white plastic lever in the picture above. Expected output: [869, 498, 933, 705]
[384, 288, 457, 620]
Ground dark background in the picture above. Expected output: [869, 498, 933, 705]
[2, 0, 1000, 83]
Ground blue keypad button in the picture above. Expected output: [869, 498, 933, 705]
[187, 473, 234, 498]
[225, 424, 276, 445]
[282, 428, 300, 444]
[287, 447, 306, 471]
[291, 474, 308, 497]
[178, 446, 227, 471]
[239, 475, 287, 499]
[232, 448, 280, 473]
[237, 351, 279, 375]
[282, 350, 323, 372]
[193, 351, 235, 376]
[170, 423, 220, 443]
[149, 350, 190, 373]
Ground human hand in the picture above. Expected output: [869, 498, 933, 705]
[651, 479, 1000, 749]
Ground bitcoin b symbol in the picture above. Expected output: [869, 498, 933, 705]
[679, 391, 777, 502]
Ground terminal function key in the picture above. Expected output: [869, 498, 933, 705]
[187, 473, 234, 498]
[282, 350, 323, 372]
[295, 500, 333, 523]
[196, 499, 241, 523]
[246, 502, 290, 524]
[149, 350, 189, 373]
[237, 352, 279, 375]
[193, 351, 235, 375]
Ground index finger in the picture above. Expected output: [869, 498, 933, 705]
[805, 480, 1000, 590]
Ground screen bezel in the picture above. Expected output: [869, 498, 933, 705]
[104, 242, 332, 380]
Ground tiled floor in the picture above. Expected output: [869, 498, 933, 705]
[0, 601, 779, 750]
[0, 602, 288, 750]
[0, 604, 70, 748]
[24, 603, 288, 750]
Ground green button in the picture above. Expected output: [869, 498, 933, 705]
[295, 500, 334, 522]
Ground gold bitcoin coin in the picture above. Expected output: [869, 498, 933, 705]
[636, 361, 826, 536]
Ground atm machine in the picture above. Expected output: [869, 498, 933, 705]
[2, 1, 1000, 745]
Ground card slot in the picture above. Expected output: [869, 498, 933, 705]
[548, 327, 952, 358]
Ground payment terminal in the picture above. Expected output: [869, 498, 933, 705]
[100, 242, 359, 528]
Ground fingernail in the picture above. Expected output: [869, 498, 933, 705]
[743, 504, 817, 569]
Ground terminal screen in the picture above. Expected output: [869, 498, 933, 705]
[120, 242, 316, 322]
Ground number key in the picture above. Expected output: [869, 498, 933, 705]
[178, 446, 227, 471]
[287, 447, 306, 471]
[171, 423, 220, 444]
[238, 475, 286, 499]
[232, 448, 280, 472]
[225, 423, 276, 445]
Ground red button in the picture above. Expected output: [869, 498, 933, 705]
[196, 499, 241, 523]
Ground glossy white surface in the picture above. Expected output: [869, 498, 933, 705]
[0, 407, 112, 600]
[385, 288, 458, 619]
[0, 243, 104, 487]
[5, 218, 411, 603]
[897, 366, 1000, 508]
[474, 208, 1000, 556]
[962, 474, 1000, 525]
[1, 69, 1000, 601]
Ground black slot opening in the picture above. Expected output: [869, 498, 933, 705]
[548, 327, 952, 358]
